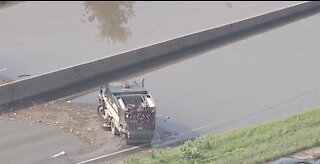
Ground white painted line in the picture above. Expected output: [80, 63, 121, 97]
[77, 145, 141, 164]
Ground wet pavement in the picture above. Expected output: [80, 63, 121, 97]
[1, 1, 320, 163]
[0, 120, 85, 164]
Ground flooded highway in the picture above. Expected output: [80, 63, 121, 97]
[1, 1, 320, 163]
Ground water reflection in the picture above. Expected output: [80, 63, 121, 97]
[0, 1, 24, 10]
[82, 1, 135, 44]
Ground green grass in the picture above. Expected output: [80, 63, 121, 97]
[126, 108, 320, 164]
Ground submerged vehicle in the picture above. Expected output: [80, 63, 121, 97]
[97, 80, 156, 144]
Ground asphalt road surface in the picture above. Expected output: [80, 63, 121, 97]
[0, 121, 85, 164]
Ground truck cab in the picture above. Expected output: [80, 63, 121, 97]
[97, 80, 156, 144]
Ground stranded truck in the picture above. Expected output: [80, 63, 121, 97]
[97, 80, 156, 144]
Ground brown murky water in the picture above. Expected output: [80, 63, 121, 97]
[0, 1, 300, 78]
[2, 1, 320, 162]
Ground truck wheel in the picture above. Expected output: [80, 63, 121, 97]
[97, 105, 105, 116]
[111, 121, 119, 136]
[120, 133, 126, 141]
[126, 136, 132, 145]
[102, 120, 111, 131]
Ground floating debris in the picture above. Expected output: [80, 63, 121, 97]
[32, 101, 37, 106]
[225, 3, 233, 9]
[17, 74, 31, 78]
[0, 68, 7, 72]
[51, 151, 66, 158]
[164, 116, 171, 121]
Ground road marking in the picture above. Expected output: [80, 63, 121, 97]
[77, 145, 141, 164]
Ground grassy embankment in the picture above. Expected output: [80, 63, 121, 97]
[127, 108, 320, 163]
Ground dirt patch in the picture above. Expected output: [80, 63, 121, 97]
[0, 77, 113, 148]
[0, 76, 10, 85]
[292, 146, 320, 160]
[0, 101, 110, 147]
[0, 1, 25, 10]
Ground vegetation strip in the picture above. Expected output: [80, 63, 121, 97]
[127, 108, 320, 163]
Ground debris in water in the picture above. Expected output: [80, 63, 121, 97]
[225, 3, 233, 8]
[32, 101, 37, 106]
[164, 116, 171, 122]
[17, 74, 31, 77]
[51, 151, 66, 158]
[66, 100, 72, 103]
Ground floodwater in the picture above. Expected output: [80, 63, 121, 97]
[1, 0, 320, 154]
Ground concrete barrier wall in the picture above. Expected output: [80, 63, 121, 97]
[1, 2, 320, 111]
